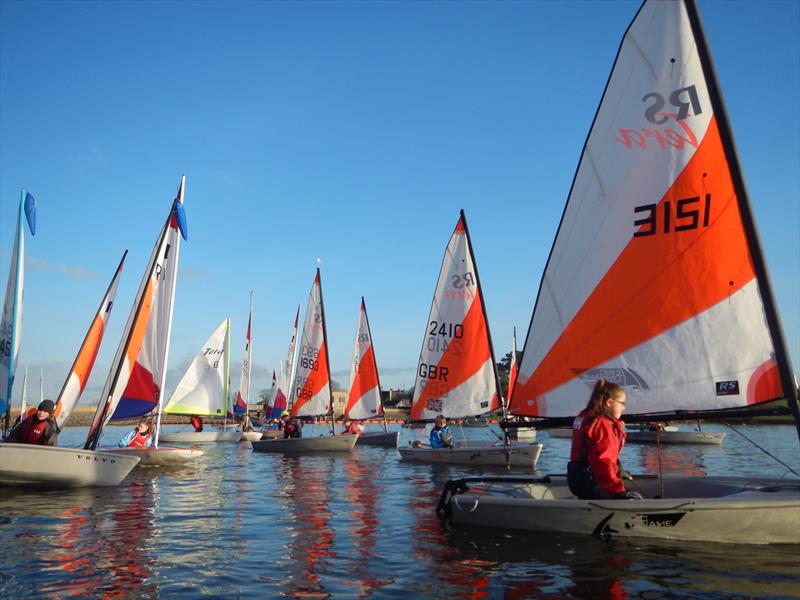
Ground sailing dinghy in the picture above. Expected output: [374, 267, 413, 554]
[1, 252, 142, 486]
[252, 269, 357, 453]
[342, 298, 398, 447]
[439, 0, 800, 544]
[95, 177, 202, 467]
[235, 292, 261, 442]
[547, 424, 725, 445]
[158, 318, 241, 443]
[398, 211, 542, 469]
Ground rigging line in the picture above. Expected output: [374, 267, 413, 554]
[721, 420, 799, 477]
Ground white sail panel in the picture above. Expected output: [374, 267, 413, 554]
[511, 0, 781, 417]
[273, 306, 299, 417]
[345, 298, 382, 421]
[291, 270, 331, 417]
[164, 319, 229, 416]
[410, 212, 499, 420]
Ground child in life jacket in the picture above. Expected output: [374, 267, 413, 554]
[6, 399, 59, 446]
[118, 417, 154, 448]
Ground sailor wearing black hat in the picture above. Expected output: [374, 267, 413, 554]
[5, 399, 59, 446]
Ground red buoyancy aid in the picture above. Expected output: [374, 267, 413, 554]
[21, 417, 51, 445]
[127, 429, 152, 448]
[190, 416, 203, 432]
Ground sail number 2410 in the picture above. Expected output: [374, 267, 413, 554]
[633, 194, 711, 237]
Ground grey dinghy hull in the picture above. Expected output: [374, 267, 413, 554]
[439, 474, 800, 544]
[399, 441, 542, 468]
[547, 428, 725, 445]
[106, 446, 204, 466]
[251, 434, 358, 453]
[158, 431, 242, 443]
[0, 443, 140, 487]
[355, 431, 399, 447]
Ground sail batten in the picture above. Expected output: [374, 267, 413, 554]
[510, 0, 796, 421]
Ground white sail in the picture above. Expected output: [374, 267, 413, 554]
[510, 0, 794, 419]
[290, 269, 332, 418]
[1, 191, 35, 423]
[19, 367, 28, 419]
[164, 319, 230, 417]
[410, 211, 499, 420]
[273, 305, 299, 417]
[234, 292, 253, 415]
[345, 297, 383, 420]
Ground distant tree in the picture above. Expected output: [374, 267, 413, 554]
[331, 379, 342, 391]
[258, 388, 273, 405]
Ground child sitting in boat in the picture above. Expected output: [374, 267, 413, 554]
[343, 419, 364, 435]
[280, 411, 302, 439]
[118, 418, 154, 448]
[430, 415, 453, 448]
[567, 379, 641, 500]
[5, 399, 59, 446]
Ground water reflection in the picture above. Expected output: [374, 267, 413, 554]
[274, 456, 336, 598]
[342, 449, 394, 597]
[636, 443, 706, 477]
[0, 481, 158, 597]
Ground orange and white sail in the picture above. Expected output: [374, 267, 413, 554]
[410, 210, 500, 420]
[510, 0, 795, 419]
[290, 269, 332, 418]
[85, 176, 187, 449]
[506, 327, 518, 411]
[272, 305, 299, 418]
[53, 251, 126, 429]
[345, 297, 383, 421]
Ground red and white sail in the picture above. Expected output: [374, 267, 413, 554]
[410, 211, 500, 420]
[345, 297, 383, 421]
[506, 327, 518, 410]
[53, 251, 126, 429]
[290, 269, 332, 418]
[85, 176, 187, 449]
[510, 0, 794, 419]
[272, 305, 299, 418]
[234, 292, 253, 415]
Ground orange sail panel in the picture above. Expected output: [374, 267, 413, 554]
[410, 212, 499, 420]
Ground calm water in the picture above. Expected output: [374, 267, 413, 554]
[1, 422, 799, 599]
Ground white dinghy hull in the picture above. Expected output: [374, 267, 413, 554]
[547, 429, 725, 445]
[0, 443, 140, 487]
[355, 431, 399, 448]
[158, 431, 242, 443]
[239, 431, 264, 442]
[251, 434, 357, 454]
[106, 446, 204, 466]
[439, 474, 800, 544]
[399, 441, 542, 468]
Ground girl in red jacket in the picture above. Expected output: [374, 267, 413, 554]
[567, 379, 640, 499]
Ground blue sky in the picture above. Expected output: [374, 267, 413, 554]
[1, 0, 798, 404]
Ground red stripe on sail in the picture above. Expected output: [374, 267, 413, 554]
[345, 345, 379, 417]
[746, 359, 781, 406]
[291, 343, 330, 415]
[512, 117, 755, 415]
[411, 293, 492, 419]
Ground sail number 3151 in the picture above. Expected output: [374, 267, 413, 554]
[634, 194, 711, 237]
